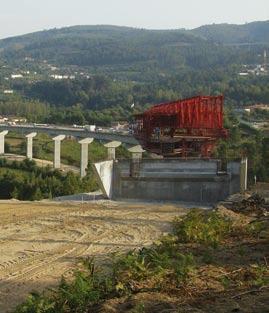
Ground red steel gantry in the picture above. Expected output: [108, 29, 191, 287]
[133, 95, 228, 157]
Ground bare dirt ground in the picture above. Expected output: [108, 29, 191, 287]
[0, 200, 188, 313]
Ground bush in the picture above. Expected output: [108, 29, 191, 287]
[112, 246, 195, 292]
[14, 292, 55, 313]
[173, 209, 232, 248]
[15, 259, 114, 313]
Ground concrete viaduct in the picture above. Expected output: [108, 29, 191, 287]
[0, 124, 139, 178]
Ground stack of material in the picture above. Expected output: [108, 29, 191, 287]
[219, 193, 269, 217]
[231, 193, 268, 217]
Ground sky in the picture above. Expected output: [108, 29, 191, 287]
[0, 0, 268, 39]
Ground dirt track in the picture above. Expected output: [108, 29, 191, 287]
[0, 200, 188, 312]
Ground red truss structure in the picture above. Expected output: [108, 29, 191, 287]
[134, 95, 228, 157]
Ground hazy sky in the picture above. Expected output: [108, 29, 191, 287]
[0, 0, 268, 39]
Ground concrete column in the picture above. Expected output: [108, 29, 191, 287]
[104, 141, 122, 160]
[52, 135, 65, 169]
[240, 157, 248, 192]
[128, 145, 145, 177]
[79, 138, 94, 177]
[0, 131, 8, 154]
[128, 145, 144, 160]
[25, 132, 37, 160]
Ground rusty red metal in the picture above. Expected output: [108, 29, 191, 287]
[134, 95, 228, 157]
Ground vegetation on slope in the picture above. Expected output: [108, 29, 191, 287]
[214, 109, 269, 182]
[0, 158, 97, 200]
[14, 204, 269, 313]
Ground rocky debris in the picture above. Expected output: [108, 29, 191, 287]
[230, 193, 269, 217]
[218, 193, 268, 217]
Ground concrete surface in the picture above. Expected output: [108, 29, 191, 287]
[94, 158, 245, 204]
[25, 132, 37, 160]
[79, 138, 94, 177]
[52, 135, 66, 169]
[0, 131, 8, 154]
[93, 160, 114, 198]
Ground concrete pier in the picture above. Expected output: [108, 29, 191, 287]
[52, 135, 65, 169]
[79, 138, 94, 177]
[25, 132, 37, 160]
[0, 131, 8, 154]
[104, 141, 121, 160]
[128, 145, 145, 177]
[128, 145, 145, 160]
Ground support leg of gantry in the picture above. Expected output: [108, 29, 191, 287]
[26, 132, 37, 160]
[240, 157, 248, 193]
[104, 141, 122, 160]
[52, 135, 66, 169]
[0, 131, 8, 154]
[79, 138, 94, 178]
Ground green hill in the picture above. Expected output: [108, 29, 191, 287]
[0, 22, 269, 126]
[0, 25, 204, 69]
[192, 20, 269, 44]
[1, 22, 268, 71]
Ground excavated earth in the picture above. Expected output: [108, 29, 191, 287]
[0, 200, 188, 313]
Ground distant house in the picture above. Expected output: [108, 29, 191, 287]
[0, 116, 8, 123]
[245, 104, 269, 113]
[8, 117, 27, 124]
[51, 74, 75, 80]
[3, 90, 14, 94]
[51, 74, 63, 80]
[11, 74, 23, 79]
[111, 121, 129, 130]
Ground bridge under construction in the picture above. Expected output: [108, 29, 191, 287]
[134, 95, 228, 157]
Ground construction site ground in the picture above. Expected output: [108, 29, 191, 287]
[95, 194, 269, 313]
[0, 200, 188, 313]
[0, 192, 268, 313]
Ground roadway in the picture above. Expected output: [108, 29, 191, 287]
[0, 124, 139, 145]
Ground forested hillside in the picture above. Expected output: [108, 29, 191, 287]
[0, 22, 268, 71]
[0, 22, 269, 125]
[0, 26, 202, 70]
[193, 20, 269, 44]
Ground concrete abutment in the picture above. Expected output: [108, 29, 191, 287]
[93, 157, 248, 204]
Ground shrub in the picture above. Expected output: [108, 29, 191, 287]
[14, 292, 55, 313]
[173, 209, 232, 247]
[112, 246, 195, 292]
[15, 259, 114, 313]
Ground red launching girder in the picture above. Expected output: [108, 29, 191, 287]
[134, 95, 228, 157]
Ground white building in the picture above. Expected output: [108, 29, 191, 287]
[11, 74, 23, 79]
